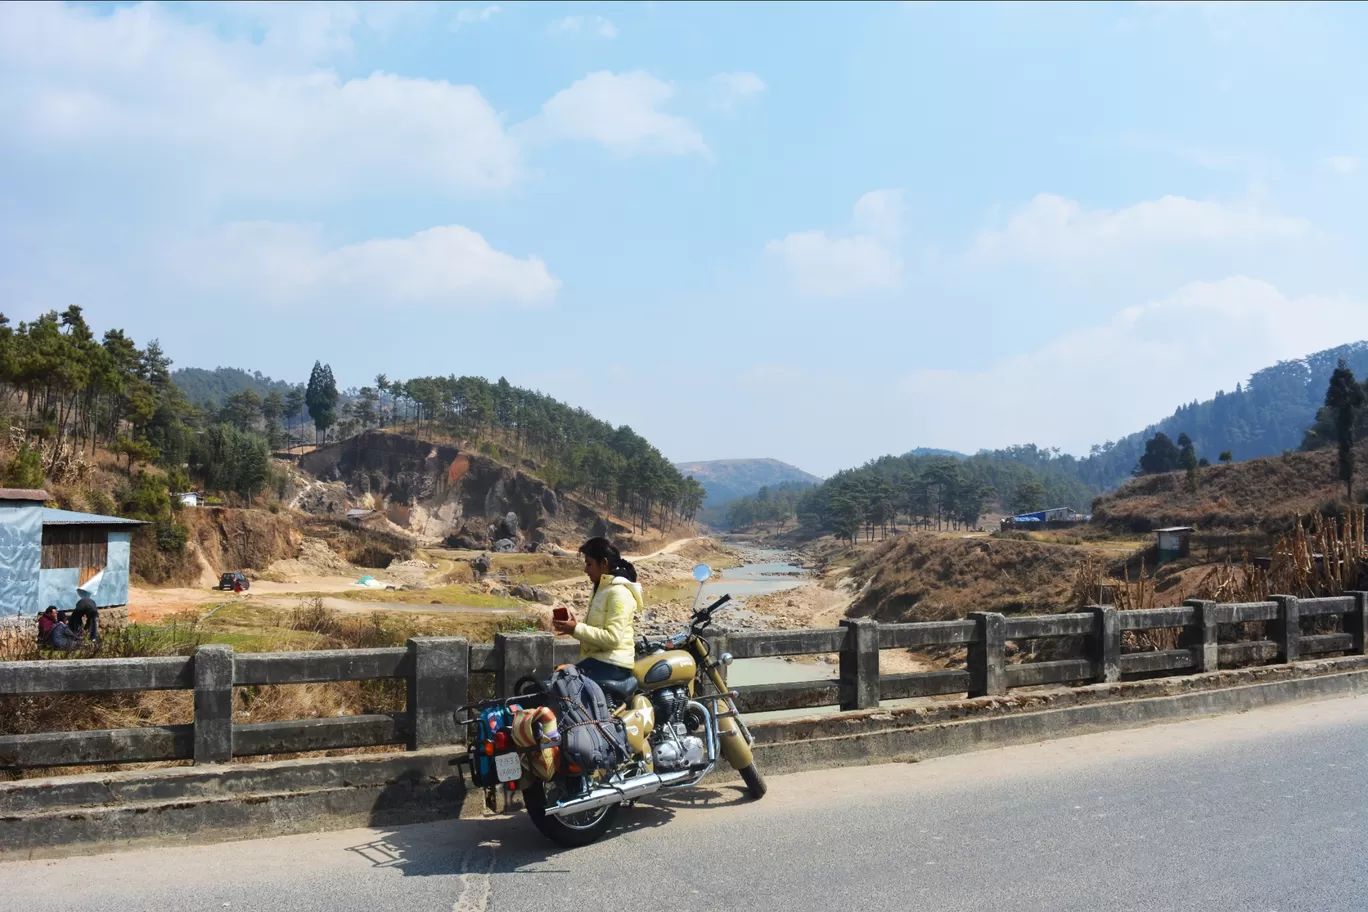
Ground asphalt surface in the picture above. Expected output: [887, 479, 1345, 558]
[6, 695, 1368, 911]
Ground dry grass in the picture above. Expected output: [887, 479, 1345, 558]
[1191, 506, 1367, 603]
[847, 533, 1092, 622]
[1092, 443, 1368, 534]
[0, 596, 546, 779]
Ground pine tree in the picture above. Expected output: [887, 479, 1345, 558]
[1325, 359, 1366, 501]
[305, 361, 339, 445]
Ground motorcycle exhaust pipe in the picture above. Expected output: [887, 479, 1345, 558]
[544, 770, 693, 819]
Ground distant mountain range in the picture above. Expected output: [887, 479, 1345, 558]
[673, 458, 822, 506]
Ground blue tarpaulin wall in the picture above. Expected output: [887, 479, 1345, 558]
[0, 502, 42, 616]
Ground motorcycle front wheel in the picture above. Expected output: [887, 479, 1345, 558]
[523, 780, 620, 848]
[739, 762, 767, 800]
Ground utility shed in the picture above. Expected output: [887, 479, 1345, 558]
[0, 489, 146, 614]
[1155, 527, 1193, 563]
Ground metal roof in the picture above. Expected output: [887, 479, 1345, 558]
[1154, 526, 1194, 533]
[0, 488, 50, 502]
[41, 508, 147, 526]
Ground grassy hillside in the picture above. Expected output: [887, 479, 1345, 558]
[1090, 442, 1367, 533]
[843, 534, 1095, 622]
[674, 457, 821, 506]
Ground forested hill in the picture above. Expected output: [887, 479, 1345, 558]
[673, 458, 821, 506]
[172, 367, 298, 407]
[774, 450, 1097, 541]
[0, 310, 703, 536]
[1025, 341, 1368, 491]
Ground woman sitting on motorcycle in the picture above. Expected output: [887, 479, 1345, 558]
[551, 536, 643, 693]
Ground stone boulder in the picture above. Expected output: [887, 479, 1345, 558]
[511, 582, 556, 604]
[492, 538, 517, 553]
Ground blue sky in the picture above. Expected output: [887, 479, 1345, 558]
[3, 1, 1368, 476]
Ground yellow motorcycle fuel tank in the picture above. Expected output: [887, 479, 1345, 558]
[633, 650, 697, 691]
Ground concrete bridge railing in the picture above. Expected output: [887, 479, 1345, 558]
[1, 592, 1365, 772]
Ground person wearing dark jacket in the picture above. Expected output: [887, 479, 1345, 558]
[49, 616, 85, 651]
[69, 595, 99, 642]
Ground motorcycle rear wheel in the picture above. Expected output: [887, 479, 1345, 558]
[523, 781, 620, 848]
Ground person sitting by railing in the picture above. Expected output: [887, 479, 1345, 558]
[48, 611, 85, 651]
[36, 606, 58, 646]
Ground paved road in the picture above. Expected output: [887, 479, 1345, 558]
[6, 695, 1368, 911]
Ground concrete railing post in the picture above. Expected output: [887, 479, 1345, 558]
[1347, 592, 1368, 655]
[1181, 599, 1219, 674]
[838, 618, 880, 711]
[193, 645, 234, 764]
[1270, 595, 1300, 664]
[967, 612, 1006, 697]
[406, 637, 469, 750]
[1086, 605, 1120, 684]
[495, 632, 555, 699]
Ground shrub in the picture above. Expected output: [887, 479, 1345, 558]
[2, 442, 44, 489]
[154, 519, 188, 554]
[86, 488, 116, 517]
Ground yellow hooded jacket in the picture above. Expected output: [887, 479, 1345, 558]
[572, 575, 642, 669]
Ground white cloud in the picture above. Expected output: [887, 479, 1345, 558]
[454, 5, 502, 29]
[765, 190, 905, 296]
[709, 71, 766, 110]
[1325, 155, 1361, 177]
[897, 277, 1368, 454]
[0, 2, 522, 200]
[523, 71, 710, 159]
[553, 15, 617, 38]
[852, 189, 906, 244]
[969, 193, 1312, 262]
[178, 223, 560, 310]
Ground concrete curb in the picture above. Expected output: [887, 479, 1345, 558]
[0, 749, 501, 862]
[751, 664, 1368, 776]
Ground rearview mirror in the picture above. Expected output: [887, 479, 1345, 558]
[692, 563, 712, 583]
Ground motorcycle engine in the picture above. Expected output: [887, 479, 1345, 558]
[653, 733, 707, 771]
[650, 686, 707, 771]
[650, 686, 688, 727]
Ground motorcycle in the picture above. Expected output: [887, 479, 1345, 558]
[455, 562, 766, 847]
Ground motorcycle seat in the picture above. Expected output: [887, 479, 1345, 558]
[598, 676, 638, 706]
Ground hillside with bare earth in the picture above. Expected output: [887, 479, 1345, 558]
[842, 534, 1095, 623]
[295, 430, 657, 551]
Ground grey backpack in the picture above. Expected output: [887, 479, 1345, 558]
[547, 665, 627, 774]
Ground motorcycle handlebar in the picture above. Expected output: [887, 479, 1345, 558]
[691, 594, 731, 628]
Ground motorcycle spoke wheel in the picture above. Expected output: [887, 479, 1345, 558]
[523, 781, 620, 848]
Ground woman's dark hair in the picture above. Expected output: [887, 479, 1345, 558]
[578, 536, 637, 582]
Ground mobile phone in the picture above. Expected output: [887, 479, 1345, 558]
[553, 606, 569, 621]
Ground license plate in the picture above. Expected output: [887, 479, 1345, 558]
[494, 752, 522, 783]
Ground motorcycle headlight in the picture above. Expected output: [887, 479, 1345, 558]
[718, 652, 733, 667]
